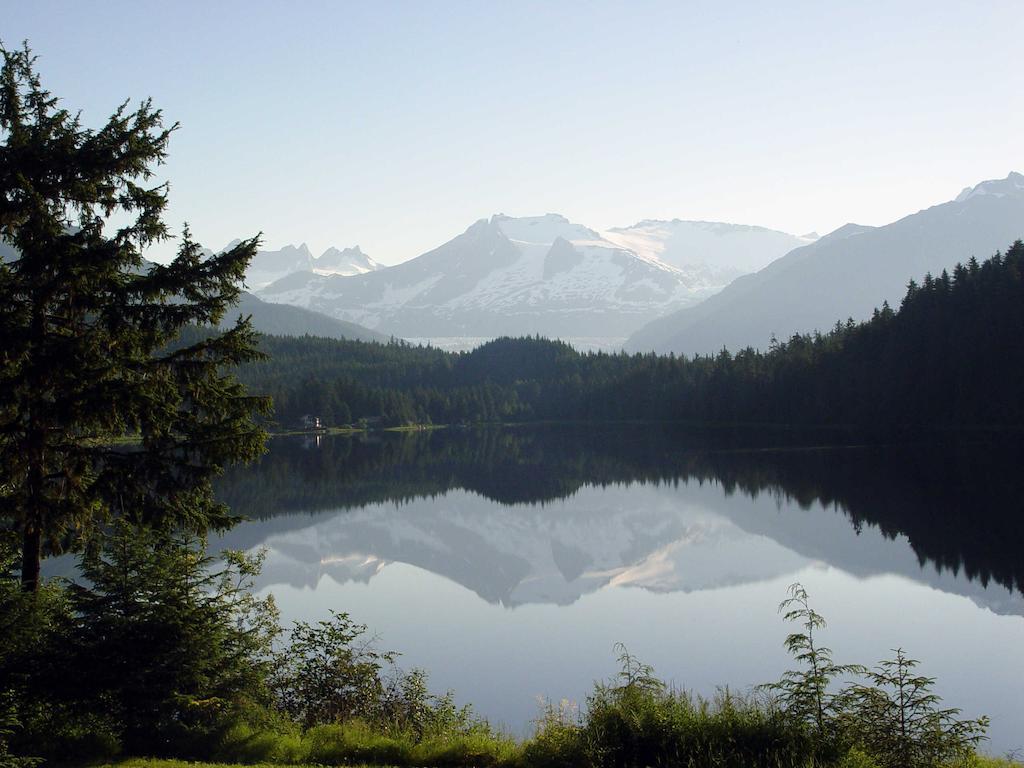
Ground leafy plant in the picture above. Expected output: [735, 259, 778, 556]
[271, 610, 398, 729]
[0, 697, 40, 768]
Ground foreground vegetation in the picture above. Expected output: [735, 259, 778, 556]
[83, 757, 1024, 768]
[1, 527, 1003, 768]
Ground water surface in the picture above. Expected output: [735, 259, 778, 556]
[215, 426, 1024, 752]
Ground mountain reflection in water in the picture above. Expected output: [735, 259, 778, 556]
[215, 426, 1024, 611]
[213, 426, 1024, 752]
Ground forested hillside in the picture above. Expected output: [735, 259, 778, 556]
[626, 172, 1024, 356]
[237, 242, 1024, 430]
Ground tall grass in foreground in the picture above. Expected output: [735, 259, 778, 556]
[204, 690, 815, 768]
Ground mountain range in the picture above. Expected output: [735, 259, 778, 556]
[255, 214, 811, 343]
[9, 172, 1022, 354]
[626, 172, 1024, 355]
[243, 242, 381, 290]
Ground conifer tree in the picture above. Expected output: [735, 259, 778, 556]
[0, 43, 269, 591]
[68, 522, 278, 752]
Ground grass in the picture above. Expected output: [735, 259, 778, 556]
[207, 720, 520, 767]
[49, 692, 1023, 768]
[84, 754, 1023, 768]
[95, 762, 325, 768]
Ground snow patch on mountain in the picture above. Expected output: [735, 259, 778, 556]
[602, 219, 816, 284]
[495, 213, 600, 245]
[954, 171, 1024, 203]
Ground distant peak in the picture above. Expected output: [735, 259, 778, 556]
[319, 245, 366, 258]
[955, 171, 1024, 203]
[490, 213, 571, 224]
[273, 242, 312, 256]
[313, 244, 380, 274]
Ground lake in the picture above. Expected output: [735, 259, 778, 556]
[214, 425, 1024, 753]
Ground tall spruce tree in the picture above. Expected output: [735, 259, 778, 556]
[0, 44, 269, 591]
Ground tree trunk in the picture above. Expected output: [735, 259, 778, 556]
[21, 524, 41, 592]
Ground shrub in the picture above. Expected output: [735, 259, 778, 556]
[839, 647, 989, 768]
[66, 524, 280, 755]
[272, 612, 397, 729]
[762, 582, 863, 755]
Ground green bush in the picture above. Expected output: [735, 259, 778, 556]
[16, 715, 121, 764]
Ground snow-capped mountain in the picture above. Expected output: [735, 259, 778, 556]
[256, 213, 797, 343]
[626, 172, 1024, 355]
[314, 245, 380, 277]
[244, 242, 381, 290]
[602, 220, 815, 286]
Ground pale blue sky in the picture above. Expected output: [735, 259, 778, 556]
[4, 0, 1023, 264]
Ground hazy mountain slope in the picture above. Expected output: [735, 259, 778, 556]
[626, 173, 1024, 355]
[3, 239, 385, 342]
[603, 220, 815, 285]
[228, 292, 388, 342]
[257, 213, 785, 341]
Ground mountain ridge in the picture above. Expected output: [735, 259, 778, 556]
[626, 172, 1024, 355]
[256, 212, 809, 344]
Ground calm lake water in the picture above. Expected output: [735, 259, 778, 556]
[215, 426, 1024, 753]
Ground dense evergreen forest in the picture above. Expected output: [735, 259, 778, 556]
[235, 242, 1024, 430]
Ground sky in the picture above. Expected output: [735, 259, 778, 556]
[4, 0, 1023, 265]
